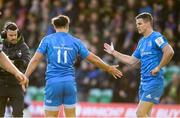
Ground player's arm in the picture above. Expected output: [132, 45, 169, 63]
[158, 44, 174, 68]
[25, 52, 44, 78]
[86, 52, 123, 78]
[112, 50, 140, 67]
[104, 43, 140, 67]
[151, 44, 174, 75]
[25, 36, 47, 78]
[0, 51, 27, 82]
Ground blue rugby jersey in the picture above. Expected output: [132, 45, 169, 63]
[37, 32, 90, 84]
[133, 31, 168, 84]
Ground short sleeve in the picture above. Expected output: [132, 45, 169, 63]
[77, 40, 90, 59]
[132, 41, 141, 60]
[154, 36, 168, 50]
[132, 47, 141, 60]
[36, 37, 48, 55]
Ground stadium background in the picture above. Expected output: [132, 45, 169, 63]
[0, 0, 179, 117]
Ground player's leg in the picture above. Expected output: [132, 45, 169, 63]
[136, 101, 153, 117]
[136, 83, 163, 117]
[64, 106, 76, 117]
[0, 96, 8, 117]
[148, 108, 152, 117]
[9, 87, 24, 117]
[45, 110, 59, 117]
[44, 82, 63, 117]
[9, 96, 24, 117]
[63, 81, 77, 117]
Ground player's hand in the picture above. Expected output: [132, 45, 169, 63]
[20, 77, 29, 87]
[104, 42, 114, 55]
[15, 72, 29, 91]
[15, 71, 27, 82]
[22, 84, 26, 92]
[107, 65, 123, 79]
[20, 77, 29, 92]
[151, 66, 160, 76]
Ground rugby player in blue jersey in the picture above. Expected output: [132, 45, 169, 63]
[25, 15, 123, 117]
[104, 12, 174, 117]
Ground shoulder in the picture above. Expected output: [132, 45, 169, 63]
[21, 43, 29, 50]
[151, 31, 163, 40]
[68, 33, 81, 43]
[152, 31, 168, 47]
[45, 33, 55, 40]
[40, 34, 53, 43]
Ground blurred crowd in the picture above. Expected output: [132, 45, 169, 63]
[0, 0, 179, 104]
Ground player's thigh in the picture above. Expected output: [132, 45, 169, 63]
[44, 83, 63, 112]
[136, 101, 153, 116]
[141, 84, 164, 104]
[63, 81, 77, 107]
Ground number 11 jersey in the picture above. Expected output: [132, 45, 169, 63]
[37, 32, 90, 84]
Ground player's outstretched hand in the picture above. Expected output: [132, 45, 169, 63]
[104, 42, 114, 55]
[107, 65, 123, 79]
[151, 66, 160, 76]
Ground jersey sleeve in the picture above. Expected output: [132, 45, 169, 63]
[154, 36, 168, 50]
[36, 37, 48, 55]
[132, 42, 141, 60]
[77, 40, 90, 60]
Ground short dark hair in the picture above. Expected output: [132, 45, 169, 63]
[135, 12, 153, 24]
[4, 22, 18, 31]
[51, 15, 70, 28]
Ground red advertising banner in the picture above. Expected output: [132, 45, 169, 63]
[28, 101, 180, 117]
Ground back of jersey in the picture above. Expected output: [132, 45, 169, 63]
[37, 32, 90, 84]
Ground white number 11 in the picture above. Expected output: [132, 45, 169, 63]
[57, 49, 67, 64]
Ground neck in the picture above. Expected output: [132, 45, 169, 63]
[55, 28, 68, 33]
[143, 27, 153, 38]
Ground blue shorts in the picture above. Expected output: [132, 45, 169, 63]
[44, 80, 77, 111]
[139, 82, 164, 104]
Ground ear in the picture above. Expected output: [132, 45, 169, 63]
[1, 31, 6, 39]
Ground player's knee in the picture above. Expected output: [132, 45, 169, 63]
[45, 110, 59, 117]
[136, 109, 147, 117]
[64, 107, 76, 117]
